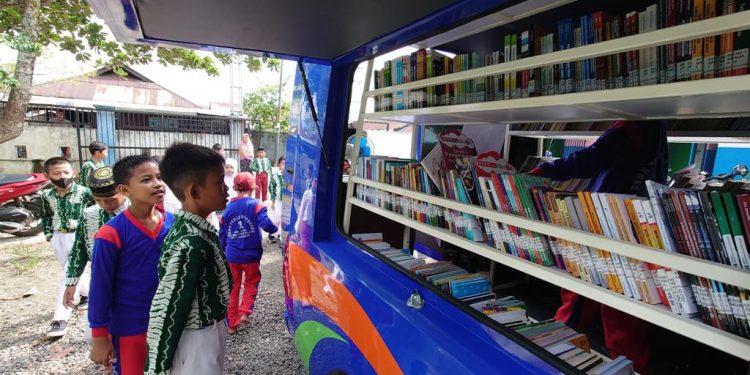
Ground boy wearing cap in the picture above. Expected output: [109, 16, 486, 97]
[219, 172, 277, 334]
[250, 147, 272, 202]
[63, 166, 130, 309]
[79, 142, 109, 187]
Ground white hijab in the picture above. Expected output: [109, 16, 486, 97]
[224, 158, 238, 199]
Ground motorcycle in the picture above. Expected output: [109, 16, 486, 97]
[0, 173, 48, 237]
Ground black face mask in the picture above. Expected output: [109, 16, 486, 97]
[51, 177, 73, 189]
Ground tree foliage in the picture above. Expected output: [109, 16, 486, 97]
[243, 84, 290, 132]
[0, 0, 279, 143]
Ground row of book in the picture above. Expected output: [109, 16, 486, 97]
[510, 118, 750, 132]
[372, 2, 750, 112]
[352, 233, 492, 301]
[353, 232, 635, 374]
[354, 157, 750, 338]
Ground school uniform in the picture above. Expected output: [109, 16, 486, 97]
[268, 168, 284, 232]
[219, 196, 277, 329]
[88, 207, 174, 375]
[145, 210, 232, 375]
[250, 157, 272, 201]
[40, 183, 94, 322]
[78, 159, 105, 187]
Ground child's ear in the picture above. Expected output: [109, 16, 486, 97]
[118, 184, 130, 198]
[189, 184, 200, 200]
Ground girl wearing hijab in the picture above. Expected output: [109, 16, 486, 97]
[224, 158, 238, 199]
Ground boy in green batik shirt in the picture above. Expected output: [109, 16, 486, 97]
[41, 157, 94, 338]
[78, 141, 108, 187]
[250, 147, 272, 202]
[267, 155, 285, 243]
[145, 143, 231, 375]
[63, 166, 129, 307]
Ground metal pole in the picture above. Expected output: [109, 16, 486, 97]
[275, 61, 284, 161]
[343, 60, 374, 233]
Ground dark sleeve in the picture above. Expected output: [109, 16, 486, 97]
[65, 211, 89, 286]
[537, 123, 637, 181]
[41, 194, 53, 241]
[219, 214, 227, 250]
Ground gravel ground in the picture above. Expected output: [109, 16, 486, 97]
[0, 234, 304, 374]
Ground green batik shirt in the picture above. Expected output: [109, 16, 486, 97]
[250, 157, 272, 174]
[145, 210, 232, 375]
[269, 170, 284, 201]
[65, 199, 130, 287]
[40, 183, 94, 241]
[78, 160, 105, 187]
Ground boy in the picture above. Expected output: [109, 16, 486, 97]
[267, 156, 285, 243]
[250, 147, 271, 202]
[79, 141, 108, 187]
[146, 143, 231, 375]
[63, 166, 130, 309]
[212, 143, 225, 159]
[219, 172, 277, 334]
[88, 155, 174, 375]
[41, 157, 94, 338]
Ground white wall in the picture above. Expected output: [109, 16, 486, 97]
[0, 124, 93, 173]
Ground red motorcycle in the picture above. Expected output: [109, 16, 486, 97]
[0, 173, 48, 237]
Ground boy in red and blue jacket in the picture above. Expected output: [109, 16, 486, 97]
[219, 172, 277, 334]
[88, 155, 173, 375]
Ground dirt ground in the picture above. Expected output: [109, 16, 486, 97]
[0, 233, 304, 374]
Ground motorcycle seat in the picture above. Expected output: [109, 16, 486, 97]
[0, 174, 33, 186]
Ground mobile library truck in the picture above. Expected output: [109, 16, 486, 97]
[92, 0, 750, 373]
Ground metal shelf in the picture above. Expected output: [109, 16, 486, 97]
[365, 75, 750, 124]
[367, 11, 750, 97]
[349, 176, 750, 289]
[348, 196, 750, 361]
[508, 130, 750, 144]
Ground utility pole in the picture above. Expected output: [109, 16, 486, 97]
[274, 61, 284, 160]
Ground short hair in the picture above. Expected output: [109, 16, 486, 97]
[277, 155, 285, 165]
[88, 141, 108, 154]
[212, 143, 223, 151]
[44, 157, 71, 173]
[113, 155, 158, 186]
[160, 143, 224, 201]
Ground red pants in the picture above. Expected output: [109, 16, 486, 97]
[111, 332, 147, 375]
[255, 172, 268, 201]
[228, 262, 261, 329]
[555, 289, 649, 374]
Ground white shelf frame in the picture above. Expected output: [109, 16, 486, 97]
[367, 10, 750, 98]
[348, 196, 750, 361]
[350, 176, 750, 288]
[508, 130, 750, 144]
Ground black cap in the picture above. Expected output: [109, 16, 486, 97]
[87, 166, 119, 197]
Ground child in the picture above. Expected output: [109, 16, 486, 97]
[250, 147, 272, 202]
[224, 157, 238, 200]
[267, 156, 285, 243]
[88, 155, 174, 374]
[63, 166, 129, 309]
[212, 143, 225, 159]
[79, 141, 108, 187]
[41, 157, 94, 338]
[219, 172, 277, 334]
[145, 143, 231, 375]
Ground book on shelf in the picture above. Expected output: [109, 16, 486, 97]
[355, 155, 750, 339]
[371, 2, 750, 112]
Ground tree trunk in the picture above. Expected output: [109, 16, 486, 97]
[0, 0, 40, 144]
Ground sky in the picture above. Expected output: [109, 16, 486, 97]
[0, 34, 297, 110]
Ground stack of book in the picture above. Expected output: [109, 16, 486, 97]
[355, 157, 750, 338]
[470, 296, 529, 326]
[353, 233, 493, 301]
[372, 2, 750, 112]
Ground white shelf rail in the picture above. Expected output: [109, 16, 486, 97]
[348, 196, 750, 361]
[349, 176, 750, 289]
[508, 130, 750, 144]
[366, 10, 750, 98]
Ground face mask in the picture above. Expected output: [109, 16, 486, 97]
[51, 177, 73, 189]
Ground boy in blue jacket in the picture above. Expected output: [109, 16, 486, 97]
[219, 172, 277, 334]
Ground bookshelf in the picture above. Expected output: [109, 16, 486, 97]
[342, 0, 750, 368]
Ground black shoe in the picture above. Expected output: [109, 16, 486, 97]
[47, 320, 68, 338]
[77, 295, 89, 309]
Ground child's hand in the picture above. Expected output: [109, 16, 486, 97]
[63, 286, 77, 308]
[90, 337, 114, 370]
